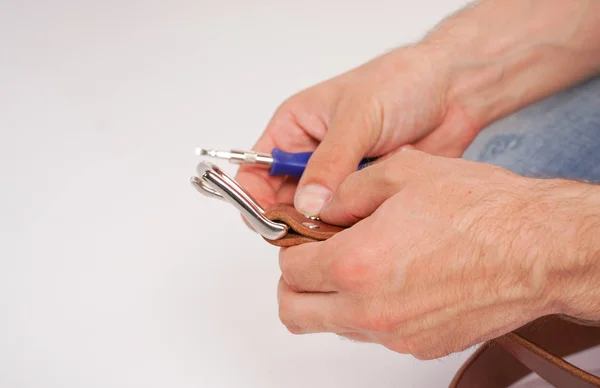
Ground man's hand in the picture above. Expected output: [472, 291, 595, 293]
[236, 0, 600, 219]
[235, 47, 481, 217]
[277, 150, 600, 359]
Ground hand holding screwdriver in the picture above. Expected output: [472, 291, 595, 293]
[231, 48, 467, 217]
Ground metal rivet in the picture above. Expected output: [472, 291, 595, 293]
[302, 222, 320, 229]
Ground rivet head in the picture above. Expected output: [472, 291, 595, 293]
[302, 221, 320, 229]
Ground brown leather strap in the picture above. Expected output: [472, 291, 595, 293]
[451, 316, 600, 388]
[261, 204, 600, 387]
[263, 204, 344, 247]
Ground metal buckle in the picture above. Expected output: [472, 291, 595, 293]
[190, 162, 289, 240]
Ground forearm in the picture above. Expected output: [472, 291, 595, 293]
[420, 0, 600, 128]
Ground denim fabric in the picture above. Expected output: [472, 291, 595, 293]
[461, 77, 600, 388]
[463, 76, 600, 183]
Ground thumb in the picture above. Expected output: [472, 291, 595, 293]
[294, 102, 381, 217]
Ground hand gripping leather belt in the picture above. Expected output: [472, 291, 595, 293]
[191, 162, 600, 387]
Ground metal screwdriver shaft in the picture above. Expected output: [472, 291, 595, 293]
[196, 148, 274, 166]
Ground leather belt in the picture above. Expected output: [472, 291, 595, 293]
[263, 204, 344, 247]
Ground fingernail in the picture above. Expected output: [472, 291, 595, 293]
[294, 184, 332, 217]
[399, 145, 415, 151]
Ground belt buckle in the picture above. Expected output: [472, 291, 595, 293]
[190, 162, 289, 240]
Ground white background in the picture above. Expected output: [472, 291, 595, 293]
[0, 0, 480, 387]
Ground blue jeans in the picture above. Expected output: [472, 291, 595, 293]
[463, 76, 600, 183]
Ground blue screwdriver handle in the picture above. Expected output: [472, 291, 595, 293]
[269, 148, 375, 179]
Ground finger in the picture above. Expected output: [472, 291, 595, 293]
[243, 175, 298, 229]
[277, 277, 345, 334]
[366, 144, 415, 167]
[235, 132, 283, 209]
[235, 115, 319, 209]
[293, 98, 382, 217]
[274, 175, 298, 205]
[319, 149, 422, 226]
[280, 219, 383, 294]
[279, 240, 338, 292]
[414, 106, 480, 157]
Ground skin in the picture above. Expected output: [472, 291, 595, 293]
[279, 151, 600, 359]
[236, 0, 600, 358]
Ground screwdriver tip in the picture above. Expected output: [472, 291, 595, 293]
[196, 147, 208, 156]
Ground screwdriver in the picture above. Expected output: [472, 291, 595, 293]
[197, 148, 376, 179]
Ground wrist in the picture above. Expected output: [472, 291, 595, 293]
[532, 181, 600, 321]
[418, 0, 600, 129]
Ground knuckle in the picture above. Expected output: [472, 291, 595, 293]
[278, 299, 290, 324]
[278, 312, 307, 335]
[377, 160, 403, 190]
[277, 287, 315, 335]
[279, 249, 301, 291]
[278, 298, 302, 334]
[330, 256, 373, 291]
[332, 178, 351, 203]
[278, 249, 287, 272]
[278, 249, 292, 278]
[284, 321, 304, 335]
[374, 151, 432, 195]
